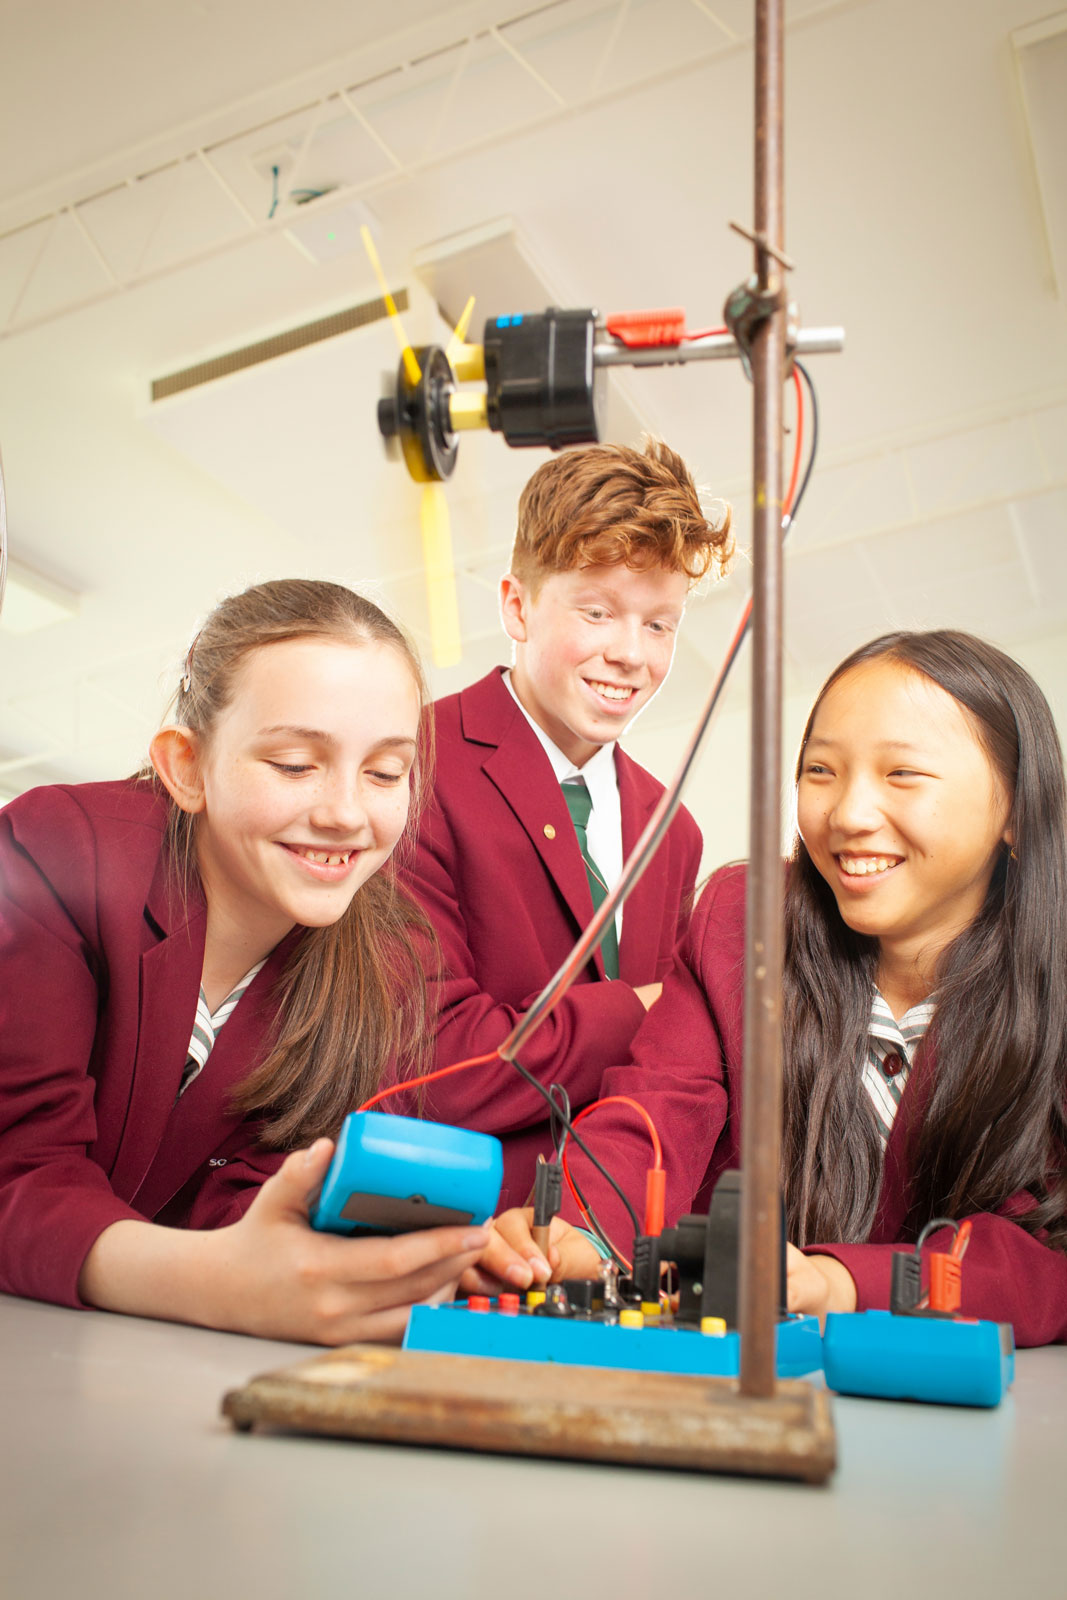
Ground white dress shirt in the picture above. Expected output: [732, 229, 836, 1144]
[503, 669, 624, 941]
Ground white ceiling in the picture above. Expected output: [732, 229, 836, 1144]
[1, 0, 1066, 868]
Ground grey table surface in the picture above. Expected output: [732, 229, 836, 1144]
[1, 1292, 1065, 1600]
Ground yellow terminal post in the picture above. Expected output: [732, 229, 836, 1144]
[618, 1308, 644, 1330]
[640, 1301, 661, 1319]
[525, 1289, 546, 1309]
[700, 1316, 728, 1337]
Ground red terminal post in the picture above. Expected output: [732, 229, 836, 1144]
[928, 1221, 972, 1314]
[928, 1253, 962, 1314]
[644, 1167, 666, 1237]
[604, 308, 687, 348]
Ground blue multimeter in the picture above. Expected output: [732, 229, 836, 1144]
[822, 1310, 1015, 1407]
[309, 1111, 504, 1236]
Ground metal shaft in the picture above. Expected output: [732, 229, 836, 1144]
[591, 326, 843, 367]
[739, 0, 787, 1399]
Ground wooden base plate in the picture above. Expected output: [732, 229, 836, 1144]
[221, 1345, 836, 1483]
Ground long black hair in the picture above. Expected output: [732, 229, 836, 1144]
[782, 630, 1067, 1249]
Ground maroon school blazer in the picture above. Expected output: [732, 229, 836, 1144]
[397, 668, 702, 1208]
[565, 863, 1067, 1348]
[0, 781, 289, 1309]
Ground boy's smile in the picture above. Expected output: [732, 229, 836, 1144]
[500, 562, 689, 767]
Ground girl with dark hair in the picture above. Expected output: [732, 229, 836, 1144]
[496, 631, 1067, 1346]
[0, 579, 530, 1342]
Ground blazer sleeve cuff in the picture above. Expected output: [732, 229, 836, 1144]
[1, 1188, 146, 1311]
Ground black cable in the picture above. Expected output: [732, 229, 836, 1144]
[791, 359, 819, 527]
[562, 1156, 626, 1268]
[548, 1083, 570, 1161]
[542, 1081, 629, 1266]
[506, 1052, 641, 1241]
[916, 1217, 958, 1251]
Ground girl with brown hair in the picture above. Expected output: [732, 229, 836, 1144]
[0, 578, 528, 1343]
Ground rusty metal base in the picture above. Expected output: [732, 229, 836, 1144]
[221, 1345, 836, 1483]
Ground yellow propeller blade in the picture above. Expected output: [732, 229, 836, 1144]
[420, 483, 462, 668]
[446, 295, 476, 360]
[361, 225, 421, 388]
[445, 294, 485, 382]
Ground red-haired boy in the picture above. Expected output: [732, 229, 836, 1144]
[400, 440, 732, 1207]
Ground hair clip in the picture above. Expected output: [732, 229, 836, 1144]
[180, 629, 201, 696]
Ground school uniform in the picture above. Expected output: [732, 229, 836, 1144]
[397, 667, 702, 1208]
[0, 780, 290, 1310]
[568, 863, 1067, 1347]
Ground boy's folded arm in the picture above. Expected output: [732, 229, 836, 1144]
[399, 821, 647, 1135]
[415, 970, 647, 1135]
[553, 927, 733, 1251]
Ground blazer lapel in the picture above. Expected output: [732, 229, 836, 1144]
[131, 942, 292, 1217]
[483, 737, 604, 972]
[463, 672, 604, 976]
[871, 1046, 935, 1241]
[615, 752, 668, 985]
[108, 869, 206, 1201]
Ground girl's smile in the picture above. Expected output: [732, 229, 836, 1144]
[277, 841, 364, 879]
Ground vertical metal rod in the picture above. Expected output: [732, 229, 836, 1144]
[739, 0, 786, 1397]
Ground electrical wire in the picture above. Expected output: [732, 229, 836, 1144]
[792, 359, 819, 518]
[358, 1050, 502, 1112]
[784, 366, 804, 516]
[548, 1083, 571, 1161]
[541, 1081, 631, 1268]
[359, 1048, 642, 1245]
[559, 1096, 663, 1265]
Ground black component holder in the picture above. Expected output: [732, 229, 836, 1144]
[483, 309, 603, 450]
[633, 1171, 788, 1329]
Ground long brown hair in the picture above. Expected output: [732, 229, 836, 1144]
[155, 578, 435, 1148]
[782, 631, 1067, 1250]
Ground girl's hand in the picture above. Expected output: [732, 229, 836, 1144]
[205, 1138, 493, 1345]
[79, 1139, 493, 1347]
[785, 1243, 858, 1319]
[459, 1207, 603, 1296]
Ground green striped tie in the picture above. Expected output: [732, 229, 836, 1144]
[562, 778, 619, 980]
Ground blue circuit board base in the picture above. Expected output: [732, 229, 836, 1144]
[822, 1310, 1015, 1406]
[405, 1300, 822, 1378]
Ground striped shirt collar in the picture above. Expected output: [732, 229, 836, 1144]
[861, 987, 935, 1146]
[179, 959, 267, 1097]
